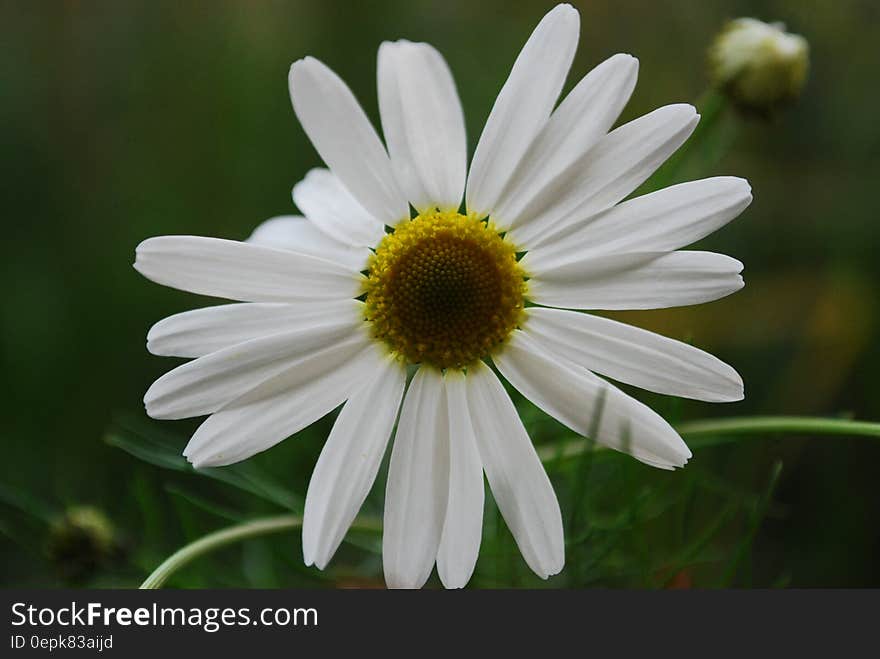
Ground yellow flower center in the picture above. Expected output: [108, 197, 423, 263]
[364, 210, 526, 370]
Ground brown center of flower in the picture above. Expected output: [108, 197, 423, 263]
[364, 210, 526, 370]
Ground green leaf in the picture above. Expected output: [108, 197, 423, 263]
[0, 481, 57, 523]
[105, 420, 302, 511]
[164, 484, 245, 523]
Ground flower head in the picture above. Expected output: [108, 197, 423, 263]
[709, 17, 809, 115]
[135, 4, 752, 588]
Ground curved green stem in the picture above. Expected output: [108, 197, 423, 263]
[140, 514, 381, 589]
[538, 415, 880, 462]
[142, 416, 880, 588]
[140, 515, 301, 589]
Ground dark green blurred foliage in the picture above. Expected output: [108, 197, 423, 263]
[2, 0, 878, 587]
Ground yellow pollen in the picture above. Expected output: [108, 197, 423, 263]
[364, 210, 526, 370]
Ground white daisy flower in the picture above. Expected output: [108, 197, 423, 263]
[135, 4, 751, 589]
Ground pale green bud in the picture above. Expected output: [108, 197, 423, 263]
[709, 18, 809, 115]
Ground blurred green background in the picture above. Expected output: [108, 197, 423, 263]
[2, 0, 878, 588]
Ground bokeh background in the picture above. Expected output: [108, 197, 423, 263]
[2, 0, 878, 588]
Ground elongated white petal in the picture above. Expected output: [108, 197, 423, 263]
[507, 104, 699, 248]
[524, 177, 752, 269]
[247, 214, 370, 274]
[147, 299, 363, 359]
[494, 53, 638, 228]
[524, 307, 744, 402]
[383, 368, 449, 589]
[466, 361, 564, 579]
[378, 40, 466, 213]
[144, 314, 361, 419]
[494, 331, 691, 468]
[303, 355, 406, 569]
[183, 332, 379, 467]
[437, 371, 484, 589]
[466, 4, 580, 218]
[291, 169, 386, 248]
[134, 236, 362, 302]
[289, 57, 409, 225]
[527, 250, 744, 310]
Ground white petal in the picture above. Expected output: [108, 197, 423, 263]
[465, 361, 564, 579]
[507, 104, 699, 248]
[494, 331, 692, 468]
[524, 307, 744, 402]
[303, 355, 406, 569]
[291, 169, 386, 247]
[523, 177, 752, 269]
[183, 332, 379, 467]
[378, 40, 467, 213]
[289, 57, 409, 225]
[248, 214, 372, 270]
[527, 250, 744, 310]
[436, 370, 484, 589]
[383, 368, 449, 589]
[144, 312, 361, 420]
[465, 4, 580, 218]
[147, 299, 363, 359]
[493, 53, 638, 228]
[134, 236, 361, 302]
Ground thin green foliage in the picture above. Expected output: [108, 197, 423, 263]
[113, 408, 880, 589]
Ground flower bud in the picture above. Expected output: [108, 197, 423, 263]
[708, 18, 809, 115]
[46, 505, 124, 583]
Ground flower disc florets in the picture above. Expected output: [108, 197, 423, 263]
[364, 210, 526, 370]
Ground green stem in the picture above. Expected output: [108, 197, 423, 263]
[675, 416, 880, 439]
[140, 514, 381, 589]
[140, 515, 300, 589]
[538, 415, 880, 462]
[645, 89, 728, 191]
